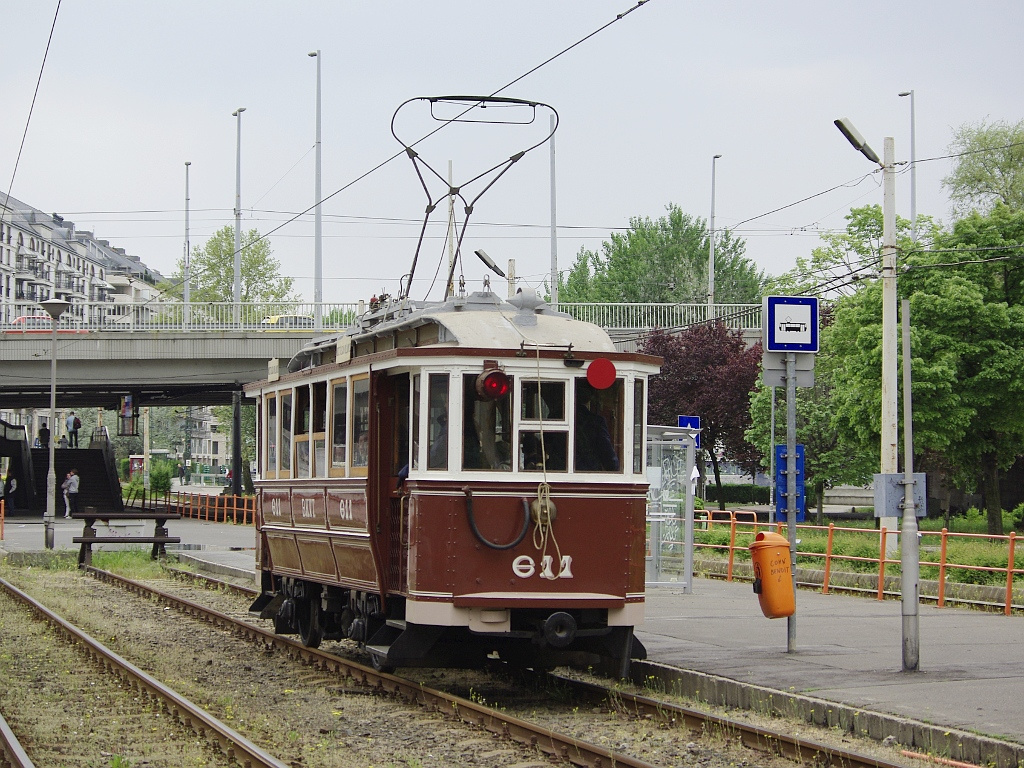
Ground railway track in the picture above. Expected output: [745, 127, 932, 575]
[142, 566, 913, 768]
[0, 574, 288, 768]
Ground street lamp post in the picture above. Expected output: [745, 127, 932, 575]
[309, 51, 323, 331]
[835, 119, 919, 672]
[40, 297, 70, 550]
[708, 154, 722, 316]
[899, 90, 917, 243]
[183, 161, 191, 329]
[232, 107, 246, 326]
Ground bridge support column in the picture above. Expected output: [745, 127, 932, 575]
[232, 391, 243, 497]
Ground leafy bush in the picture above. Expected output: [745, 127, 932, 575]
[704, 484, 771, 505]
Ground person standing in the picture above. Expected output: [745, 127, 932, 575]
[65, 468, 80, 516]
[66, 411, 80, 448]
[38, 425, 50, 449]
[3, 474, 17, 514]
[61, 471, 73, 517]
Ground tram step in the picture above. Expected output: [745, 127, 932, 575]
[364, 644, 391, 656]
[385, 619, 407, 630]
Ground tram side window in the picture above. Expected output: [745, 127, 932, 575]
[633, 379, 645, 474]
[312, 381, 327, 477]
[352, 378, 370, 468]
[280, 391, 293, 473]
[331, 381, 347, 471]
[392, 373, 411, 476]
[266, 394, 277, 476]
[574, 377, 623, 473]
[427, 373, 449, 470]
[411, 375, 421, 471]
[462, 373, 512, 471]
[295, 385, 311, 478]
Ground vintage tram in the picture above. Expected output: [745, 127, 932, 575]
[246, 287, 661, 675]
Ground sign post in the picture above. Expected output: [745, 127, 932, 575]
[762, 296, 819, 653]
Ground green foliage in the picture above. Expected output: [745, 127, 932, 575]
[942, 118, 1024, 218]
[765, 205, 933, 299]
[704, 484, 771, 505]
[150, 461, 173, 494]
[162, 225, 297, 303]
[558, 203, 765, 304]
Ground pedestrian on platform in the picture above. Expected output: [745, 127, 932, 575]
[38, 425, 50, 449]
[60, 471, 73, 517]
[65, 468, 80, 516]
[3, 475, 17, 514]
[66, 411, 81, 448]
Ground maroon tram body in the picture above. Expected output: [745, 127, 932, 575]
[246, 289, 660, 675]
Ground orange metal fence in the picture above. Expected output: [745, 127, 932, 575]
[684, 511, 1023, 615]
[121, 488, 256, 526]
[173, 492, 256, 525]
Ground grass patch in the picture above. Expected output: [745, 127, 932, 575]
[92, 549, 178, 580]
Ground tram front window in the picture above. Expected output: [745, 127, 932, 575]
[462, 373, 512, 471]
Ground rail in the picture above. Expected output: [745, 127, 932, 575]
[1, 300, 761, 333]
[664, 511, 1024, 614]
[122, 488, 255, 525]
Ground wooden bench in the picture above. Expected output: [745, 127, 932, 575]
[72, 509, 182, 566]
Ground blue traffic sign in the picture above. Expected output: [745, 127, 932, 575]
[677, 415, 700, 449]
[763, 296, 819, 353]
[775, 443, 806, 522]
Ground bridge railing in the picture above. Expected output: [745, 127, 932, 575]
[559, 302, 761, 331]
[4, 300, 762, 333]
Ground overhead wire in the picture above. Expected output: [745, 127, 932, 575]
[139, 0, 657, 305]
[2, 0, 62, 228]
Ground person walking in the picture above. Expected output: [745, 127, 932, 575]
[65, 468, 80, 517]
[66, 411, 81, 448]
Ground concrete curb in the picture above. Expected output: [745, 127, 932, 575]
[632, 660, 1024, 768]
[174, 551, 256, 586]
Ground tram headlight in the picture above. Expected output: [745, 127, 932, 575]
[475, 369, 510, 400]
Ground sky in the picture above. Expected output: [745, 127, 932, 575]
[3, 1, 1023, 306]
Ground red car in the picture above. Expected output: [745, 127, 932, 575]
[4, 315, 88, 333]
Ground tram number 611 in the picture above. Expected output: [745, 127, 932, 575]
[512, 555, 574, 580]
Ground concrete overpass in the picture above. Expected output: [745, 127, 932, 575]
[0, 301, 762, 411]
[0, 331, 309, 410]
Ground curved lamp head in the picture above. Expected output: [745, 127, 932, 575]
[39, 298, 71, 320]
[834, 118, 882, 166]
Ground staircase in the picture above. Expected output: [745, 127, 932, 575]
[30, 444, 124, 515]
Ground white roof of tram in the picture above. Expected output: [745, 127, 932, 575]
[287, 289, 617, 372]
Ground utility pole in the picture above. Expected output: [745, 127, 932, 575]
[232, 107, 246, 326]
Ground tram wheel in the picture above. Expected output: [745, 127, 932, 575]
[369, 651, 395, 674]
[297, 598, 323, 648]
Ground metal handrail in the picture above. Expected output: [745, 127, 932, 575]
[2, 301, 762, 333]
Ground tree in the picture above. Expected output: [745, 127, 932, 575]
[641, 322, 762, 509]
[558, 204, 765, 304]
[162, 226, 297, 303]
[765, 205, 931, 299]
[212, 403, 257, 495]
[942, 119, 1024, 218]
[746, 306, 875, 522]
[829, 204, 1024, 533]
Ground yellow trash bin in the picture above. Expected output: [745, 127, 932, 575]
[749, 531, 795, 618]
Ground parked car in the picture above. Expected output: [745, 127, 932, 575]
[259, 314, 315, 330]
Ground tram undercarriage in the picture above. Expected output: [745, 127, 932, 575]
[250, 575, 646, 677]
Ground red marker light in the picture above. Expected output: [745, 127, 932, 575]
[586, 358, 616, 389]
[476, 369, 510, 400]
